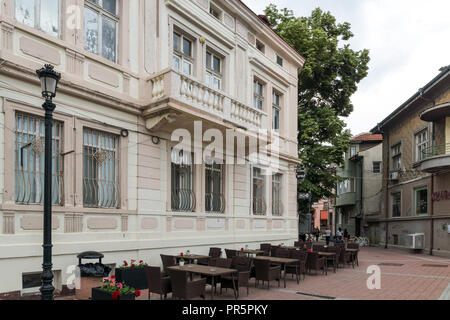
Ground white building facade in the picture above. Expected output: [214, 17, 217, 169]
[0, 0, 304, 295]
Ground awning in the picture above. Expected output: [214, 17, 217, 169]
[320, 210, 328, 220]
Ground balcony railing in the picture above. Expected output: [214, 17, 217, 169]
[147, 69, 267, 130]
[253, 197, 267, 216]
[205, 193, 225, 213]
[272, 200, 284, 217]
[421, 144, 450, 160]
[171, 188, 196, 212]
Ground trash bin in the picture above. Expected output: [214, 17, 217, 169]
[75, 251, 111, 300]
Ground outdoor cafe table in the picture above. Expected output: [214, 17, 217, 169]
[252, 256, 299, 288]
[346, 248, 359, 266]
[318, 252, 337, 274]
[238, 250, 265, 257]
[167, 264, 238, 300]
[173, 254, 210, 264]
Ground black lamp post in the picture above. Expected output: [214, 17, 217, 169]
[36, 64, 61, 300]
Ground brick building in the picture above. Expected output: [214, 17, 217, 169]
[371, 66, 450, 257]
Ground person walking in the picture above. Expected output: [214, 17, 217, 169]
[314, 227, 320, 242]
[336, 228, 343, 243]
[325, 228, 331, 246]
[344, 229, 349, 244]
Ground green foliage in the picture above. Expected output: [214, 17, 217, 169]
[264, 5, 370, 212]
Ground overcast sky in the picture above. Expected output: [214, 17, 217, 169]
[243, 0, 450, 136]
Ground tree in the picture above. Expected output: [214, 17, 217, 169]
[264, 6, 370, 214]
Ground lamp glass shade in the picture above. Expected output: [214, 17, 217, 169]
[36, 64, 61, 99]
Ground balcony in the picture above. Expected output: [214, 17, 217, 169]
[419, 144, 450, 173]
[335, 192, 356, 207]
[143, 69, 267, 133]
[420, 102, 450, 122]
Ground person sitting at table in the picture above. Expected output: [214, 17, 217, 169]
[325, 228, 331, 246]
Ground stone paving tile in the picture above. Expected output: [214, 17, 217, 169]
[54, 247, 450, 301]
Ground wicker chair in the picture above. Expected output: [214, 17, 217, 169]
[203, 258, 232, 294]
[160, 254, 177, 275]
[294, 241, 304, 249]
[275, 248, 290, 258]
[221, 256, 251, 297]
[347, 243, 360, 266]
[324, 246, 339, 272]
[145, 266, 172, 300]
[305, 241, 313, 250]
[307, 252, 326, 275]
[313, 244, 325, 252]
[225, 249, 238, 259]
[337, 246, 354, 268]
[168, 269, 206, 300]
[286, 249, 307, 281]
[198, 247, 222, 265]
[253, 259, 281, 289]
[270, 246, 279, 257]
[260, 244, 271, 256]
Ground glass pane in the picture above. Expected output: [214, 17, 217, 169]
[173, 33, 181, 52]
[173, 56, 180, 70]
[273, 107, 279, 130]
[183, 60, 192, 75]
[40, 0, 59, 37]
[213, 56, 220, 73]
[84, 7, 99, 54]
[182, 38, 192, 57]
[416, 189, 427, 215]
[102, 0, 116, 14]
[213, 77, 220, 90]
[15, 0, 35, 27]
[102, 16, 117, 62]
[206, 52, 212, 68]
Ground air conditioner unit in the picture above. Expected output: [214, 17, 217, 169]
[406, 233, 425, 250]
[390, 171, 399, 181]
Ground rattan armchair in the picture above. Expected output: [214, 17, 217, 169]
[221, 256, 251, 297]
[145, 266, 172, 300]
[168, 269, 206, 300]
[286, 249, 307, 282]
[253, 259, 281, 289]
[307, 252, 326, 275]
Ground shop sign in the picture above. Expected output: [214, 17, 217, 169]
[432, 190, 450, 202]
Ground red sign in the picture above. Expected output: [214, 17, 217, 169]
[432, 190, 450, 202]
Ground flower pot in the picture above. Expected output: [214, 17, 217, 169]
[179, 261, 185, 266]
[115, 267, 148, 290]
[91, 287, 135, 301]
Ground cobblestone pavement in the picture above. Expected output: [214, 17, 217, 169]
[57, 247, 450, 301]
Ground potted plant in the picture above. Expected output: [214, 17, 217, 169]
[179, 253, 185, 266]
[115, 259, 148, 290]
[92, 276, 141, 300]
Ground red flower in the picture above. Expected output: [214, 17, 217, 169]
[308, 249, 313, 253]
[139, 260, 144, 264]
[112, 290, 121, 300]
[241, 248, 244, 251]
[135, 290, 141, 298]
[110, 275, 116, 279]
[131, 259, 136, 262]
[131, 264, 135, 268]
[123, 261, 128, 266]
[180, 252, 184, 257]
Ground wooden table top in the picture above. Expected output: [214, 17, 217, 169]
[240, 250, 265, 254]
[346, 248, 359, 252]
[318, 252, 337, 257]
[174, 254, 210, 260]
[252, 256, 298, 264]
[168, 264, 238, 276]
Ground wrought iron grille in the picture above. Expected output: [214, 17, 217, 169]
[272, 173, 283, 216]
[252, 167, 266, 215]
[171, 149, 195, 212]
[14, 112, 63, 205]
[83, 128, 120, 208]
[205, 161, 225, 213]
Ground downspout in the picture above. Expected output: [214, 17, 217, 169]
[384, 129, 390, 249]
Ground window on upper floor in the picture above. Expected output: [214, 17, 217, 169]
[206, 51, 222, 90]
[256, 39, 265, 54]
[15, 0, 60, 38]
[391, 192, 401, 217]
[83, 128, 120, 208]
[253, 79, 264, 110]
[276, 54, 284, 67]
[350, 146, 357, 158]
[205, 160, 224, 213]
[84, 0, 119, 63]
[372, 161, 382, 174]
[209, 2, 222, 20]
[272, 173, 283, 216]
[171, 149, 195, 212]
[415, 128, 429, 162]
[337, 178, 355, 195]
[173, 32, 194, 76]
[14, 112, 63, 205]
[415, 187, 428, 216]
[391, 144, 402, 171]
[252, 167, 266, 215]
[272, 91, 281, 132]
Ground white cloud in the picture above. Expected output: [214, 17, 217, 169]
[243, 0, 450, 134]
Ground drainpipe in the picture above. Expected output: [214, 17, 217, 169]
[430, 173, 434, 255]
[384, 130, 390, 249]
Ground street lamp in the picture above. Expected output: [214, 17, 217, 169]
[36, 64, 61, 300]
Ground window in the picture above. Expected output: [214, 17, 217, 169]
[209, 3, 222, 20]
[415, 129, 429, 162]
[272, 173, 283, 216]
[205, 51, 222, 90]
[84, 0, 118, 62]
[205, 160, 224, 213]
[391, 192, 401, 217]
[350, 146, 357, 158]
[256, 39, 265, 53]
[272, 92, 281, 132]
[171, 150, 195, 212]
[373, 162, 382, 174]
[276, 54, 283, 67]
[253, 79, 264, 110]
[14, 112, 63, 205]
[173, 32, 194, 76]
[337, 178, 355, 195]
[83, 128, 120, 208]
[415, 187, 428, 215]
[252, 167, 266, 215]
[15, 0, 60, 37]
[392, 144, 402, 171]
